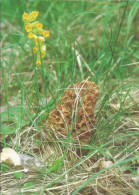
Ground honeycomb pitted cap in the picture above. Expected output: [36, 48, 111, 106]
[46, 80, 99, 143]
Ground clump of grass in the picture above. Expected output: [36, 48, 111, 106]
[1, 0, 139, 194]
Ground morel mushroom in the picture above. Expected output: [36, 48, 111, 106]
[46, 80, 99, 143]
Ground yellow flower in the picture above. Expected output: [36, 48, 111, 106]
[36, 23, 43, 29]
[25, 24, 32, 32]
[33, 47, 38, 53]
[22, 12, 29, 21]
[28, 32, 35, 39]
[35, 36, 45, 45]
[36, 60, 41, 66]
[42, 30, 50, 38]
[31, 11, 39, 18]
[22, 10, 50, 65]
[28, 11, 39, 22]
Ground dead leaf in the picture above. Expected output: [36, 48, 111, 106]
[101, 160, 113, 169]
[86, 158, 113, 172]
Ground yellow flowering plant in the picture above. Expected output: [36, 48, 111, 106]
[22, 11, 50, 66]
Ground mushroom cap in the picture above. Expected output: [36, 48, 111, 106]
[46, 80, 99, 143]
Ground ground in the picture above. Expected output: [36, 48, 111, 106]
[1, 0, 139, 194]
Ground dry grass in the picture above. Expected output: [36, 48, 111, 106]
[1, 80, 139, 194]
[1, 1, 139, 194]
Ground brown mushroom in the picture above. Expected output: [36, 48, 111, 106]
[46, 80, 99, 143]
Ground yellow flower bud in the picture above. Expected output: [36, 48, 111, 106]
[22, 12, 29, 21]
[36, 60, 41, 66]
[39, 45, 46, 58]
[33, 47, 38, 53]
[41, 51, 46, 58]
[25, 24, 32, 32]
[42, 30, 50, 38]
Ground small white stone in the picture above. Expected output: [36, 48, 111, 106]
[0, 147, 21, 166]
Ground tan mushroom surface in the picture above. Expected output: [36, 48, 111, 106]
[46, 80, 99, 143]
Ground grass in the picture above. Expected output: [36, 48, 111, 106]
[1, 0, 139, 194]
